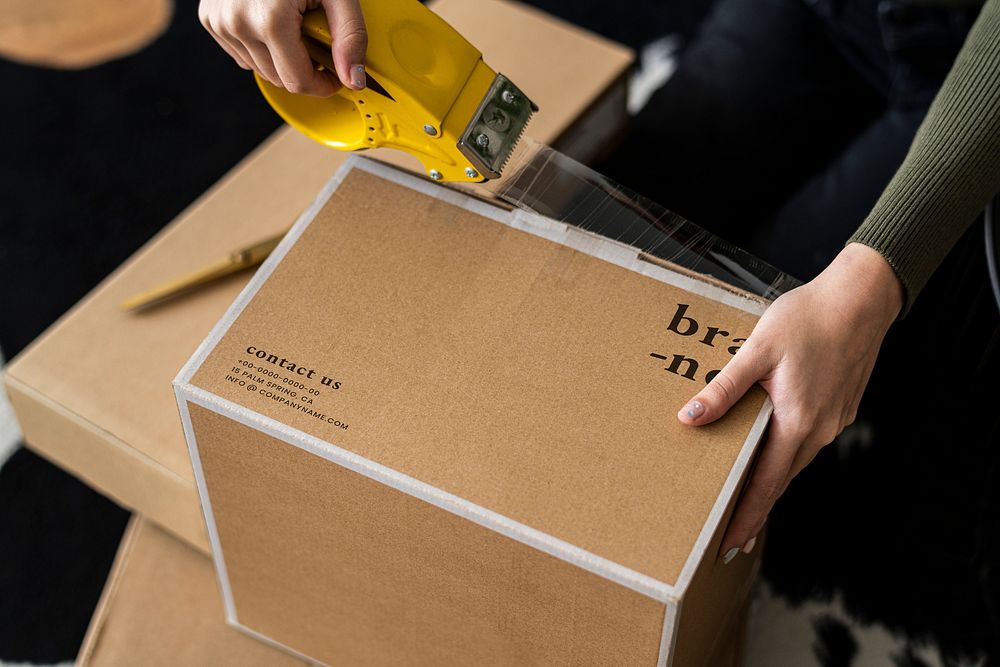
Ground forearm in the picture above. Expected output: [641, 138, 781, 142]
[849, 0, 1000, 314]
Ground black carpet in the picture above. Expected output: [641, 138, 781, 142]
[0, 449, 128, 663]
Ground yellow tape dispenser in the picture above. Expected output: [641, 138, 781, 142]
[256, 0, 538, 183]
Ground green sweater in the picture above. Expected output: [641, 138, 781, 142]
[848, 0, 1000, 313]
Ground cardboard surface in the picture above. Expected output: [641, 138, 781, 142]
[78, 518, 307, 666]
[191, 404, 664, 665]
[80, 516, 752, 667]
[190, 167, 767, 586]
[3, 0, 634, 553]
[177, 159, 770, 665]
[671, 494, 761, 665]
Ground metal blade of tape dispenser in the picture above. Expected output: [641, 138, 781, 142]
[457, 74, 537, 180]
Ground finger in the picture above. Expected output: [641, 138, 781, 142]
[244, 40, 282, 87]
[843, 396, 861, 428]
[225, 38, 256, 72]
[201, 16, 253, 70]
[322, 0, 368, 90]
[268, 16, 339, 96]
[719, 413, 805, 560]
[677, 345, 769, 426]
[215, 29, 255, 70]
[217, 38, 254, 70]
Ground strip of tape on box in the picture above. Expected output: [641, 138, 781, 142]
[488, 138, 801, 302]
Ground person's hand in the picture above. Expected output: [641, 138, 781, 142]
[199, 0, 367, 96]
[677, 243, 904, 563]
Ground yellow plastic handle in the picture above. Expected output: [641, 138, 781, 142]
[256, 0, 496, 181]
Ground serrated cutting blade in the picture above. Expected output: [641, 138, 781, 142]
[457, 74, 537, 179]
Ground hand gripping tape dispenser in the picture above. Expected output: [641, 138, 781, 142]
[256, 0, 538, 183]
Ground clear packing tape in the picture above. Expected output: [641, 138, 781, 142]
[121, 138, 800, 313]
[479, 138, 802, 303]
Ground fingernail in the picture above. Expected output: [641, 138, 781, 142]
[680, 400, 704, 420]
[742, 536, 757, 554]
[351, 64, 366, 89]
[722, 547, 740, 565]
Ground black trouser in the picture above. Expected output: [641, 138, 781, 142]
[601, 0, 978, 282]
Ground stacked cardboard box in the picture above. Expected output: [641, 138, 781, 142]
[78, 519, 307, 666]
[80, 518, 754, 666]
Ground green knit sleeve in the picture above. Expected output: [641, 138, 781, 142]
[848, 0, 1000, 314]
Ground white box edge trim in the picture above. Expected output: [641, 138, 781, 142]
[178, 382, 679, 604]
[174, 386, 240, 626]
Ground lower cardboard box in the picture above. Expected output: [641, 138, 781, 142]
[174, 158, 770, 665]
[80, 517, 755, 666]
[79, 518, 305, 666]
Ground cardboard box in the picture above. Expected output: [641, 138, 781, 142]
[80, 516, 756, 666]
[174, 158, 769, 665]
[3, 0, 634, 554]
[78, 517, 306, 666]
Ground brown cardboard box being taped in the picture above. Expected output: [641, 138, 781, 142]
[174, 158, 771, 666]
[2, 0, 634, 555]
[79, 517, 755, 666]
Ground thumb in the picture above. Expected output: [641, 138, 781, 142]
[322, 0, 368, 90]
[677, 347, 765, 426]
